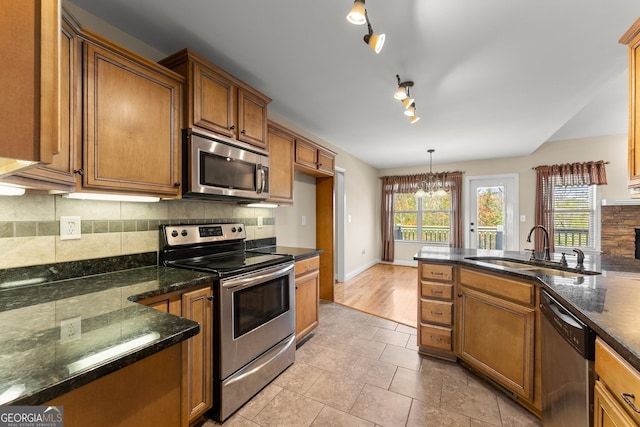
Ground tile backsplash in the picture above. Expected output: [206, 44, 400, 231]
[0, 195, 275, 269]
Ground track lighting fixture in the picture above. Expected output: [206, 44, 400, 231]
[363, 10, 385, 54]
[410, 114, 421, 124]
[394, 75, 414, 100]
[346, 0, 366, 25]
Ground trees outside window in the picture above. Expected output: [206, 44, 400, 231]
[394, 192, 451, 244]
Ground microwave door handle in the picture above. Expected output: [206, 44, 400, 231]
[256, 166, 266, 194]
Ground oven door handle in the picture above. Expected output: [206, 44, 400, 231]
[221, 263, 294, 290]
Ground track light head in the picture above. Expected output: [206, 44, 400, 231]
[346, 0, 366, 25]
[364, 32, 385, 54]
[410, 115, 420, 124]
[404, 103, 416, 117]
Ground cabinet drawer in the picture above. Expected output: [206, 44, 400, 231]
[419, 324, 452, 352]
[595, 338, 640, 425]
[421, 281, 453, 300]
[420, 300, 453, 325]
[459, 268, 534, 306]
[420, 263, 453, 282]
[295, 256, 319, 276]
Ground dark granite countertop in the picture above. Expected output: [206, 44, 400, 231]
[251, 246, 323, 261]
[414, 247, 640, 372]
[0, 265, 214, 406]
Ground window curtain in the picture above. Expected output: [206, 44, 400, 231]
[533, 160, 607, 253]
[380, 171, 463, 262]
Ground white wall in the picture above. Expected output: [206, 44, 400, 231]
[275, 173, 316, 248]
[380, 134, 629, 263]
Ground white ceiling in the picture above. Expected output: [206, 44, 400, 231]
[68, 0, 640, 169]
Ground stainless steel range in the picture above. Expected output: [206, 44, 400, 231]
[160, 223, 295, 422]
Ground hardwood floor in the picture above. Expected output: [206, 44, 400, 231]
[333, 263, 417, 327]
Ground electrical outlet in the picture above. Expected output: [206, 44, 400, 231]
[60, 216, 81, 240]
[257, 216, 263, 228]
[60, 316, 82, 342]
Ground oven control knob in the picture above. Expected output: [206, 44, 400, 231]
[181, 229, 188, 237]
[171, 230, 178, 237]
[231, 227, 237, 233]
[237, 226, 243, 232]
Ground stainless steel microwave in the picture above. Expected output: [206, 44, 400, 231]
[182, 129, 270, 201]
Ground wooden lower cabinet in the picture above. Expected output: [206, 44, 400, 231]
[295, 256, 320, 342]
[46, 345, 183, 427]
[141, 285, 213, 426]
[595, 337, 640, 426]
[455, 267, 541, 416]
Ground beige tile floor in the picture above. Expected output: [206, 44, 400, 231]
[204, 301, 542, 427]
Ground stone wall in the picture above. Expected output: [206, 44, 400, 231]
[601, 205, 640, 257]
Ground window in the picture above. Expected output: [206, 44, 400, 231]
[552, 181, 598, 251]
[393, 192, 451, 244]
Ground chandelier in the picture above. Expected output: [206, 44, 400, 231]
[415, 149, 447, 198]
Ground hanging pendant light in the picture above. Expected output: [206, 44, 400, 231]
[415, 149, 447, 198]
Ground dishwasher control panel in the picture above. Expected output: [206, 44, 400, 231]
[540, 289, 595, 360]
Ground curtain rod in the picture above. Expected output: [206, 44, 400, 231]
[531, 161, 609, 170]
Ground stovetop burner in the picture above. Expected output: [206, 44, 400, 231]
[159, 223, 293, 277]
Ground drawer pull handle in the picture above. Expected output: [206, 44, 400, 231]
[431, 272, 444, 276]
[622, 393, 640, 413]
[430, 311, 443, 316]
[431, 290, 443, 295]
[429, 336, 443, 342]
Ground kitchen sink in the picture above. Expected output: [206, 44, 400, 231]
[464, 256, 600, 277]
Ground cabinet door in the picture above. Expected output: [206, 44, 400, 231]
[457, 286, 535, 400]
[83, 41, 182, 197]
[193, 62, 236, 138]
[267, 124, 294, 204]
[316, 148, 335, 176]
[182, 287, 213, 423]
[295, 269, 319, 342]
[594, 380, 637, 427]
[238, 88, 268, 148]
[626, 29, 640, 186]
[295, 138, 318, 170]
[144, 293, 181, 315]
[16, 16, 79, 189]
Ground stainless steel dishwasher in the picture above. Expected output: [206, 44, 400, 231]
[540, 288, 596, 427]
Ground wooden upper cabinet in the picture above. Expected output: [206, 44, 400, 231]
[266, 121, 294, 204]
[80, 30, 183, 197]
[621, 18, 640, 191]
[2, 9, 80, 191]
[160, 49, 271, 149]
[295, 137, 336, 177]
[0, 0, 59, 177]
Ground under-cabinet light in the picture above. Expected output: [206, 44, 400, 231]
[66, 332, 160, 375]
[63, 193, 160, 203]
[0, 184, 25, 196]
[245, 203, 279, 209]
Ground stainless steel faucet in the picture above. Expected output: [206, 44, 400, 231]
[573, 248, 585, 271]
[526, 225, 551, 261]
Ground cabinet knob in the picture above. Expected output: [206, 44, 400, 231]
[207, 295, 214, 301]
[241, 129, 246, 135]
[174, 181, 181, 187]
[73, 169, 84, 176]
